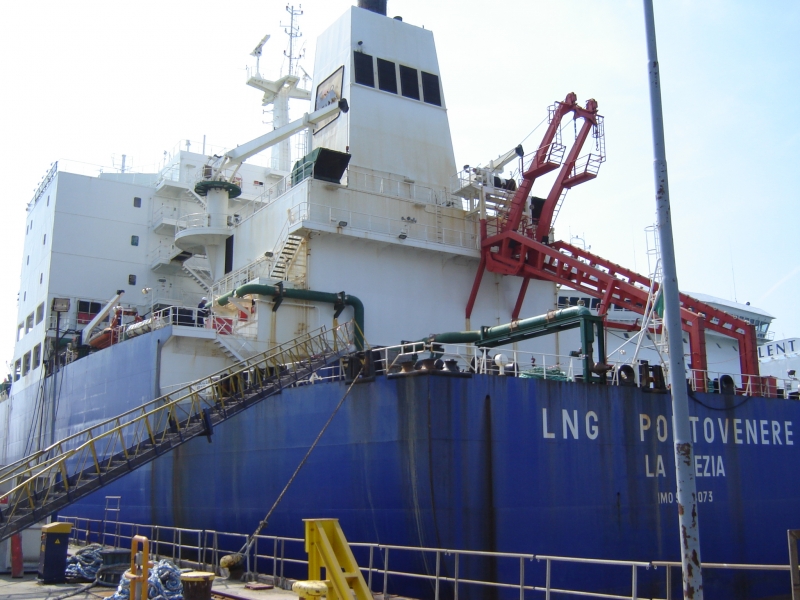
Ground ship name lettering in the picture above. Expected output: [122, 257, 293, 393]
[641, 414, 794, 446]
[645, 454, 666, 477]
[694, 455, 725, 477]
[542, 408, 599, 440]
[639, 414, 670, 442]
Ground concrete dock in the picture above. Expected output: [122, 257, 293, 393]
[0, 571, 300, 600]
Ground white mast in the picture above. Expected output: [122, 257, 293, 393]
[246, 4, 310, 172]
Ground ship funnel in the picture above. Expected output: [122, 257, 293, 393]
[357, 0, 387, 16]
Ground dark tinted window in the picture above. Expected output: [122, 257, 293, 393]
[377, 58, 397, 94]
[225, 235, 234, 274]
[421, 71, 442, 106]
[133, 196, 142, 208]
[353, 52, 375, 87]
[399, 65, 420, 100]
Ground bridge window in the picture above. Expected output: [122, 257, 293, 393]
[421, 71, 441, 106]
[353, 51, 375, 87]
[399, 65, 420, 100]
[377, 58, 397, 94]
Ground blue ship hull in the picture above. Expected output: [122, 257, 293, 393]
[21, 332, 795, 599]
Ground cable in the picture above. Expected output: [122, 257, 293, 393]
[518, 115, 548, 146]
[231, 363, 365, 564]
[688, 390, 753, 411]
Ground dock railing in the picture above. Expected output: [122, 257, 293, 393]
[59, 516, 796, 600]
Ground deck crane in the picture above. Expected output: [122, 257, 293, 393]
[463, 93, 762, 389]
[467, 92, 604, 320]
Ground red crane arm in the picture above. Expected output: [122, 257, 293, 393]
[483, 234, 760, 377]
[503, 93, 580, 234]
[533, 104, 598, 242]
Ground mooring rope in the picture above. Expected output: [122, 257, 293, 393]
[230, 363, 365, 568]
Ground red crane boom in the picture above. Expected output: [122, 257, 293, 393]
[464, 94, 762, 390]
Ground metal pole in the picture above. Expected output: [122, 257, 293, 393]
[642, 1, 703, 598]
[50, 311, 61, 448]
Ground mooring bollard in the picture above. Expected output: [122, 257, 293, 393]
[181, 571, 216, 600]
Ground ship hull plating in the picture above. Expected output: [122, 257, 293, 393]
[44, 362, 799, 599]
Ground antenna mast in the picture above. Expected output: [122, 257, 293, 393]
[283, 4, 304, 77]
[245, 4, 311, 173]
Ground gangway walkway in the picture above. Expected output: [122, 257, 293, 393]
[0, 322, 355, 542]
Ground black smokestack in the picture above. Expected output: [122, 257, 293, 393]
[357, 0, 387, 16]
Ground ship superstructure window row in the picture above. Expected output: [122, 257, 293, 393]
[377, 58, 398, 94]
[354, 51, 442, 106]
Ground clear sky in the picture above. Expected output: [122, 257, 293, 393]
[1, 0, 798, 371]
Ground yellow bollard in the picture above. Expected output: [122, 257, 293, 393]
[124, 535, 153, 600]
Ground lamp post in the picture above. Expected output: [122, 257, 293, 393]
[49, 298, 71, 448]
[642, 1, 704, 598]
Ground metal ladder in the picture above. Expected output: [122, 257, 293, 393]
[0, 322, 355, 542]
[270, 235, 303, 279]
[102, 495, 121, 548]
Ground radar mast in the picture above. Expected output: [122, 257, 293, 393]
[246, 4, 311, 172]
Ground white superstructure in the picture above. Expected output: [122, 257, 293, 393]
[9, 3, 558, 399]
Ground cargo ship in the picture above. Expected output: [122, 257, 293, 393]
[2, 2, 799, 598]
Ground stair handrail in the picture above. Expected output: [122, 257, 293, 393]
[269, 220, 302, 279]
[0, 322, 354, 536]
[0, 322, 354, 487]
[211, 218, 299, 298]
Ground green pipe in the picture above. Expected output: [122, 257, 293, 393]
[427, 306, 591, 347]
[217, 284, 365, 350]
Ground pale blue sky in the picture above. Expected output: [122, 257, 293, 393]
[1, 1, 798, 369]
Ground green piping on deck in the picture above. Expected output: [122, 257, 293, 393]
[217, 284, 365, 350]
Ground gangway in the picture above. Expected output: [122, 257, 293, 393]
[0, 322, 355, 542]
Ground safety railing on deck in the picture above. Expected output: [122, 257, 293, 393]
[289, 202, 478, 251]
[0, 322, 355, 540]
[687, 368, 797, 399]
[211, 254, 276, 298]
[371, 341, 799, 399]
[58, 516, 796, 600]
[176, 212, 211, 232]
[346, 166, 449, 205]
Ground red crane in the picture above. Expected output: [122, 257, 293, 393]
[465, 93, 762, 390]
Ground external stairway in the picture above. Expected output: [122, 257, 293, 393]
[0, 322, 355, 542]
[270, 235, 303, 279]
